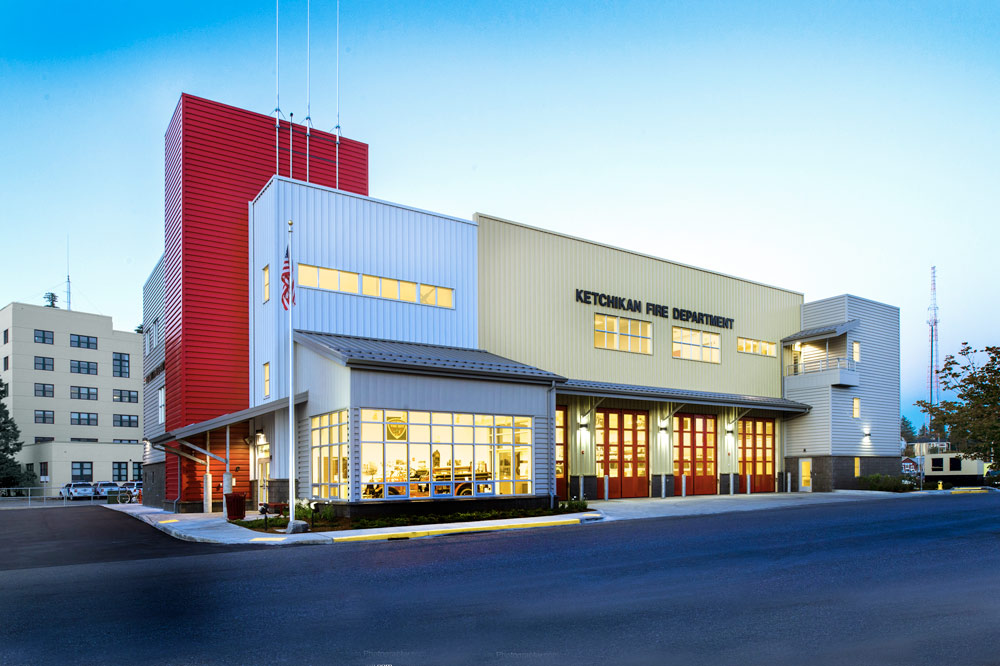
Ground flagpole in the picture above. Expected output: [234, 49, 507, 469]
[287, 219, 296, 529]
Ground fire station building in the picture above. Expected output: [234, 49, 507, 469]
[142, 94, 900, 513]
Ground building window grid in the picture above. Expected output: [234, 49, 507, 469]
[71, 412, 99, 426]
[2, 329, 7, 344]
[852, 397, 860, 418]
[358, 409, 533, 501]
[40, 462, 48, 477]
[70, 334, 98, 349]
[157, 387, 165, 424]
[71, 461, 93, 482]
[112, 462, 127, 482]
[262, 363, 270, 398]
[35, 437, 54, 443]
[133, 462, 142, 481]
[113, 353, 130, 378]
[263, 265, 270, 303]
[593, 314, 652, 355]
[34, 329, 53, 344]
[70, 386, 99, 400]
[853, 341, 861, 363]
[113, 389, 139, 403]
[114, 439, 140, 444]
[70, 360, 98, 375]
[2, 356, 7, 371]
[113, 414, 139, 428]
[35, 356, 54, 371]
[737, 337, 777, 357]
[34, 410, 54, 424]
[309, 410, 351, 500]
[298, 263, 454, 309]
[34, 383, 54, 398]
[672, 327, 721, 364]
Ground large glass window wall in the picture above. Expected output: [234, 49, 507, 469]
[309, 410, 350, 500]
[359, 409, 533, 500]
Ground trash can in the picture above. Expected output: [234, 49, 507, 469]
[224, 492, 246, 521]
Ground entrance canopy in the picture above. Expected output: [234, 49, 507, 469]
[557, 379, 810, 414]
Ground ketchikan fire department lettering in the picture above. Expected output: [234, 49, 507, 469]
[575, 288, 735, 329]
[575, 289, 643, 314]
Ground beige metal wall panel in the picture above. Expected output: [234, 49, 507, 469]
[477, 215, 802, 397]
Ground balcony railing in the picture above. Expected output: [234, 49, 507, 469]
[786, 357, 855, 376]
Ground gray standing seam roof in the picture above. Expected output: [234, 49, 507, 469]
[782, 319, 860, 343]
[294, 331, 565, 383]
[559, 379, 811, 413]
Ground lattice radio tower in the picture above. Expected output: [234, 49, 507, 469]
[926, 266, 940, 427]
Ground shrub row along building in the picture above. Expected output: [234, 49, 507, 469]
[141, 94, 900, 513]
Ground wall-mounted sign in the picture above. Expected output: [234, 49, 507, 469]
[575, 288, 734, 329]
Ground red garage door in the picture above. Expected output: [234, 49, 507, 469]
[738, 418, 775, 493]
[673, 414, 717, 495]
[595, 409, 649, 499]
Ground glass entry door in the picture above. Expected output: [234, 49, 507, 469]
[257, 443, 270, 504]
[595, 409, 649, 499]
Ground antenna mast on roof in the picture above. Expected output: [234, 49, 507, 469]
[66, 237, 71, 311]
[335, 0, 341, 189]
[305, 0, 312, 183]
[274, 0, 283, 176]
[927, 266, 940, 428]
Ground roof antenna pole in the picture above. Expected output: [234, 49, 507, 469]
[289, 112, 294, 180]
[65, 236, 71, 311]
[305, 0, 311, 183]
[335, 0, 341, 190]
[274, 0, 281, 176]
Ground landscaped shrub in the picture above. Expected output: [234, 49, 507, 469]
[857, 473, 910, 492]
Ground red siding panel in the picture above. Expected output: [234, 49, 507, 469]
[162, 93, 368, 502]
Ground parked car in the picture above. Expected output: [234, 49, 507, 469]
[92, 481, 122, 498]
[119, 481, 142, 497]
[59, 482, 95, 500]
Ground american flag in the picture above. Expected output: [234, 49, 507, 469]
[281, 246, 295, 310]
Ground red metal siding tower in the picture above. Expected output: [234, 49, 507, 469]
[163, 93, 368, 504]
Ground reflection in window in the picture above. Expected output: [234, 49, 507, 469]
[357, 409, 533, 501]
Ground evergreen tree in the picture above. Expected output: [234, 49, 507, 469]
[0, 379, 26, 487]
[900, 415, 917, 442]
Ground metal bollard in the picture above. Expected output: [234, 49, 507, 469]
[746, 473, 751, 495]
[661, 473, 666, 498]
[579, 475, 584, 500]
[604, 475, 609, 500]
[730, 473, 734, 495]
[682, 475, 687, 497]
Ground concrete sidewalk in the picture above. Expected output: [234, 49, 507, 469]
[104, 503, 603, 546]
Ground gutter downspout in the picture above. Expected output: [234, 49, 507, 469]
[170, 448, 181, 513]
[548, 380, 556, 509]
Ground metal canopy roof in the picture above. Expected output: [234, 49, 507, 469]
[782, 319, 860, 344]
[295, 331, 565, 384]
[558, 379, 811, 413]
[147, 391, 309, 445]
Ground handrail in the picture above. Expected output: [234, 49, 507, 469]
[786, 357, 856, 376]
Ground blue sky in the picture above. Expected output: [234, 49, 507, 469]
[2, 1, 998, 426]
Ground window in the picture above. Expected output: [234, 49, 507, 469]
[113, 389, 139, 403]
[949, 457, 962, 472]
[853, 341, 860, 363]
[70, 334, 98, 349]
[35, 356, 54, 371]
[672, 327, 721, 364]
[34, 410, 54, 424]
[133, 462, 142, 481]
[2, 356, 7, 371]
[34, 329, 53, 344]
[71, 438, 97, 442]
[594, 314, 652, 354]
[2, 329, 7, 344]
[854, 457, 861, 477]
[262, 265, 270, 303]
[309, 410, 350, 500]
[71, 386, 99, 400]
[113, 352, 130, 378]
[931, 457, 943, 472]
[298, 263, 454, 309]
[34, 383, 54, 397]
[113, 414, 139, 428]
[70, 360, 98, 375]
[357, 409, 533, 500]
[34, 437, 54, 443]
[71, 461, 93, 482]
[40, 462, 48, 477]
[852, 397, 860, 418]
[157, 387, 165, 424]
[114, 439, 139, 444]
[112, 462, 127, 482]
[71, 412, 98, 426]
[263, 363, 270, 398]
[737, 337, 777, 357]
[25, 463, 33, 473]
[152, 319, 160, 346]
